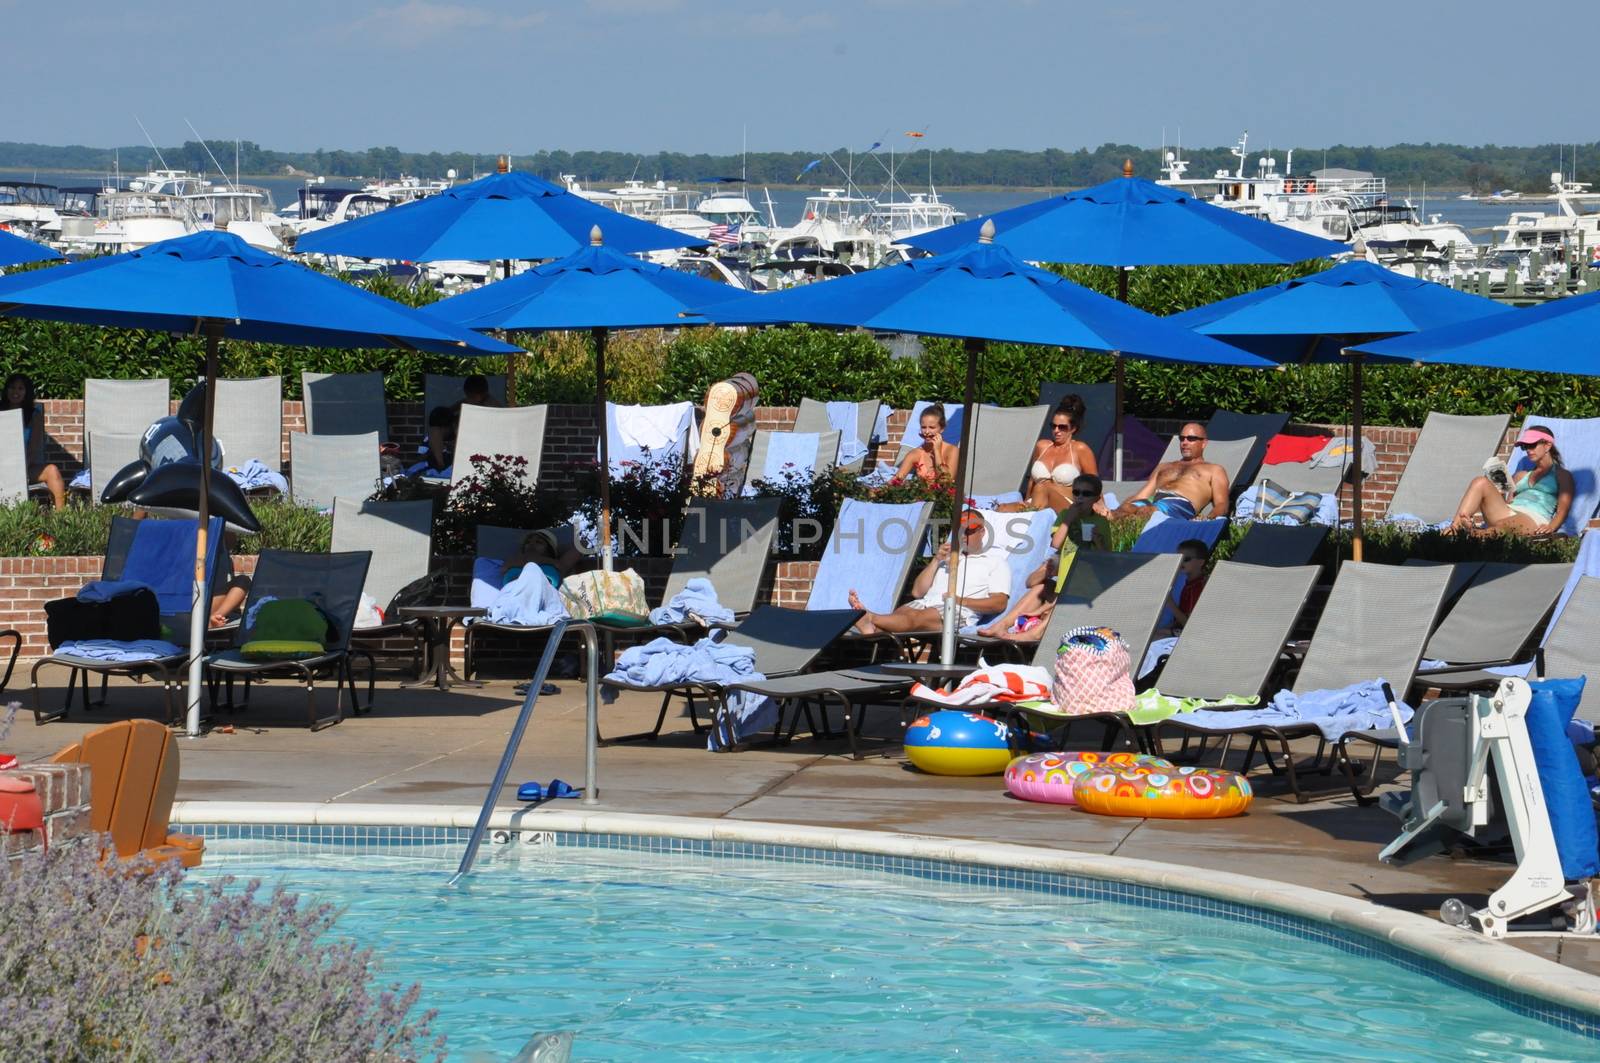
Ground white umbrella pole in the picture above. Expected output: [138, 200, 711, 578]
[941, 336, 982, 665]
[185, 325, 221, 737]
[594, 326, 613, 573]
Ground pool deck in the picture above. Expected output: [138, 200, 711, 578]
[9, 673, 1600, 980]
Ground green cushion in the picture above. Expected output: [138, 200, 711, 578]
[239, 640, 326, 660]
[592, 610, 651, 628]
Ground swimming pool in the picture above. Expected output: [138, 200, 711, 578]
[186, 820, 1600, 1062]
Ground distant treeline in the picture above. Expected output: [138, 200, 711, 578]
[3, 138, 1596, 193]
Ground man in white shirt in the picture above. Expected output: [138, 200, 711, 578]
[848, 510, 1011, 635]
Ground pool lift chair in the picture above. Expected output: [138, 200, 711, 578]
[1379, 677, 1597, 939]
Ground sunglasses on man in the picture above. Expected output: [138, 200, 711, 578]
[1179, 434, 1205, 442]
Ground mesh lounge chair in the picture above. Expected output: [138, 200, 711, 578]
[301, 371, 388, 440]
[448, 404, 547, 488]
[1416, 562, 1571, 676]
[0, 407, 34, 504]
[1159, 561, 1453, 801]
[1037, 382, 1117, 456]
[1228, 523, 1329, 567]
[214, 376, 284, 479]
[333, 498, 437, 676]
[602, 605, 861, 744]
[30, 516, 223, 726]
[1403, 558, 1483, 608]
[742, 429, 841, 493]
[794, 398, 882, 474]
[1205, 410, 1290, 493]
[1341, 575, 1600, 800]
[80, 379, 168, 496]
[807, 499, 933, 663]
[88, 431, 142, 504]
[51, 719, 204, 868]
[965, 405, 1052, 499]
[289, 431, 381, 511]
[461, 524, 587, 681]
[423, 373, 508, 418]
[1386, 412, 1511, 523]
[204, 549, 374, 730]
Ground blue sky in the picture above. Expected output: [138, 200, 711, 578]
[3, 0, 1590, 153]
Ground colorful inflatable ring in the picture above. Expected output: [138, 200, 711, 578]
[1072, 764, 1253, 819]
[904, 710, 1013, 776]
[1004, 751, 1174, 805]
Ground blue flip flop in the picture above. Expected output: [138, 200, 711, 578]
[517, 779, 582, 802]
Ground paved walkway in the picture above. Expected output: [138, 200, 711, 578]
[7, 673, 1598, 977]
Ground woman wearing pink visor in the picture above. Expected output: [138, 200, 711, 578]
[1451, 425, 1575, 535]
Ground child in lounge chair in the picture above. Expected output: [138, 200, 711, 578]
[977, 556, 1060, 641]
[1051, 473, 1111, 585]
[1159, 538, 1211, 635]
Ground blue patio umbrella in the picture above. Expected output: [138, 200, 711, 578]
[0, 230, 517, 735]
[0, 228, 61, 266]
[427, 226, 739, 571]
[695, 220, 1264, 660]
[900, 169, 1344, 475]
[1172, 260, 1512, 557]
[1353, 287, 1600, 373]
[294, 169, 707, 262]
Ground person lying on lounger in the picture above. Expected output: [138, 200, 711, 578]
[1002, 394, 1100, 513]
[1450, 425, 1574, 536]
[1111, 422, 1230, 522]
[848, 510, 1009, 635]
[976, 556, 1059, 642]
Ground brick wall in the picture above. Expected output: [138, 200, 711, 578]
[1, 761, 91, 861]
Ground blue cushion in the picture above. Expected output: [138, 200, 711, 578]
[1527, 677, 1599, 881]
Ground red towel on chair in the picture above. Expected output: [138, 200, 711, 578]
[1264, 433, 1332, 465]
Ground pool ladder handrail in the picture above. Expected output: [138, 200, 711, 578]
[450, 619, 600, 884]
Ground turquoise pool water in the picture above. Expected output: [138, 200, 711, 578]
[191, 834, 1598, 1061]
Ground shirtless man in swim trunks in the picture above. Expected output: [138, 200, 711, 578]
[1112, 422, 1230, 522]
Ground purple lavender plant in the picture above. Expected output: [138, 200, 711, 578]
[0, 837, 444, 1060]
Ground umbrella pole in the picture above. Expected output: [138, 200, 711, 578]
[186, 325, 221, 738]
[1112, 267, 1129, 480]
[594, 327, 613, 573]
[501, 260, 518, 402]
[1348, 348, 1365, 563]
[942, 337, 982, 665]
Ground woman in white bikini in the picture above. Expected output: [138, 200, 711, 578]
[895, 404, 959, 483]
[1451, 425, 1574, 536]
[1019, 395, 1098, 512]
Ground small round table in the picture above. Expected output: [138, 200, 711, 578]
[398, 605, 486, 691]
[869, 660, 974, 691]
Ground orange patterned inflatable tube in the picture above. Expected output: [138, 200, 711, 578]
[1071, 764, 1252, 819]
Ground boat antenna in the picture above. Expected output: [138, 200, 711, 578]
[133, 114, 172, 174]
[184, 118, 240, 191]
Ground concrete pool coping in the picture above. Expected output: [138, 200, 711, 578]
[174, 799, 1600, 1022]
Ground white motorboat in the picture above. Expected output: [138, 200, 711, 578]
[870, 190, 964, 243]
[0, 181, 63, 237]
[1488, 175, 1600, 259]
[767, 188, 883, 267]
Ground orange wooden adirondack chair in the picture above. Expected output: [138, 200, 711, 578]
[52, 720, 204, 868]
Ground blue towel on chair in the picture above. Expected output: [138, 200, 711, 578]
[808, 499, 926, 613]
[602, 634, 774, 749]
[1132, 514, 1226, 555]
[650, 577, 734, 625]
[56, 639, 184, 663]
[744, 432, 820, 495]
[824, 401, 868, 467]
[1179, 680, 1413, 742]
[1511, 415, 1600, 536]
[486, 565, 568, 626]
[78, 580, 156, 603]
[120, 517, 221, 615]
[225, 459, 288, 494]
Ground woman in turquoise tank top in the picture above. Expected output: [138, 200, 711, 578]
[1451, 425, 1574, 536]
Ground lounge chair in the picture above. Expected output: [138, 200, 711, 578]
[289, 431, 381, 511]
[588, 497, 782, 647]
[423, 373, 508, 418]
[964, 405, 1053, 501]
[1386, 412, 1511, 524]
[1227, 522, 1329, 567]
[742, 429, 841, 493]
[301, 371, 388, 440]
[1037, 381, 1116, 456]
[601, 605, 861, 744]
[214, 376, 284, 483]
[1157, 561, 1454, 801]
[460, 525, 584, 681]
[0, 407, 37, 504]
[1508, 415, 1600, 534]
[79, 378, 168, 497]
[1205, 410, 1290, 493]
[606, 400, 697, 471]
[87, 431, 141, 504]
[333, 497, 438, 676]
[30, 516, 223, 726]
[793, 398, 882, 474]
[204, 549, 374, 730]
[1341, 575, 1600, 800]
[1144, 561, 1321, 701]
[1403, 558, 1483, 609]
[1416, 562, 1571, 677]
[51, 719, 204, 868]
[446, 404, 547, 487]
[806, 498, 933, 662]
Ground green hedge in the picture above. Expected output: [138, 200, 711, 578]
[8, 262, 1600, 427]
